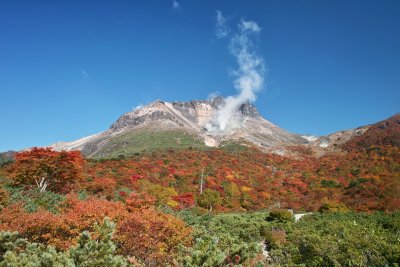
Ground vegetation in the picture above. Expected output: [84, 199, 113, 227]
[0, 219, 129, 266]
[268, 212, 400, 266]
[82, 145, 400, 212]
[9, 147, 85, 193]
[92, 130, 207, 158]
[0, 145, 398, 265]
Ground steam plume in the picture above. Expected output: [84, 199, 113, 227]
[208, 11, 264, 132]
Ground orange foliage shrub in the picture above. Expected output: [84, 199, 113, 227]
[0, 203, 68, 248]
[61, 194, 129, 234]
[125, 192, 156, 211]
[116, 207, 192, 266]
[0, 195, 128, 250]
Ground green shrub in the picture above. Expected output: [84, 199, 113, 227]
[196, 189, 222, 210]
[0, 219, 130, 267]
[179, 211, 265, 265]
[264, 229, 286, 249]
[318, 201, 349, 213]
[266, 209, 294, 223]
[269, 212, 400, 266]
[7, 187, 65, 213]
[70, 219, 128, 267]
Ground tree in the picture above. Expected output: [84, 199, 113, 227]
[10, 147, 85, 193]
[196, 189, 222, 212]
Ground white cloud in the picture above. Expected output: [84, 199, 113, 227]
[215, 10, 228, 38]
[81, 69, 89, 78]
[241, 20, 261, 33]
[172, 0, 180, 10]
[207, 91, 221, 100]
[133, 103, 144, 111]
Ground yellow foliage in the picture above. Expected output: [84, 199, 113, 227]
[167, 199, 179, 207]
[241, 186, 252, 192]
[261, 191, 271, 200]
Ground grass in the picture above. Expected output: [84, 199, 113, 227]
[219, 140, 250, 153]
[92, 129, 208, 158]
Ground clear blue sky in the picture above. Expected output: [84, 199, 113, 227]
[1, 0, 399, 151]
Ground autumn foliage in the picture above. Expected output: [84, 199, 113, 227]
[0, 129, 399, 265]
[10, 147, 85, 193]
[0, 194, 128, 250]
[116, 207, 192, 266]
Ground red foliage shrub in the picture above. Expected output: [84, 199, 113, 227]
[84, 177, 117, 199]
[10, 147, 85, 193]
[172, 192, 195, 209]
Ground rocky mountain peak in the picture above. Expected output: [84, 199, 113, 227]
[238, 101, 260, 117]
[51, 97, 307, 157]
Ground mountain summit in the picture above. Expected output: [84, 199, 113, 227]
[52, 98, 307, 158]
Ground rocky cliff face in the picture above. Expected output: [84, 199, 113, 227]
[51, 97, 308, 157]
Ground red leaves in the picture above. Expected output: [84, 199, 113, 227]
[168, 167, 176, 175]
[10, 147, 85, 193]
[172, 192, 195, 209]
[125, 192, 156, 211]
[50, 145, 399, 212]
[85, 177, 117, 199]
[130, 174, 144, 183]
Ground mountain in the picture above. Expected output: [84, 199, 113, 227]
[51, 97, 307, 158]
[343, 113, 400, 149]
[304, 113, 400, 152]
[0, 150, 15, 165]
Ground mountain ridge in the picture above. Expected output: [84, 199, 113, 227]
[51, 97, 306, 157]
[47, 98, 399, 158]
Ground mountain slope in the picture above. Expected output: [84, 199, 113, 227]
[301, 113, 400, 156]
[52, 97, 307, 158]
[343, 113, 400, 149]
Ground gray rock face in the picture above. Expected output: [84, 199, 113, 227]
[238, 102, 260, 117]
[109, 98, 261, 133]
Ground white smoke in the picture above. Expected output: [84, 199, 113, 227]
[207, 11, 264, 132]
[215, 10, 228, 38]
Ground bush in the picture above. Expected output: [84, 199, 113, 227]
[0, 188, 8, 208]
[266, 209, 294, 223]
[264, 229, 286, 249]
[0, 195, 129, 250]
[70, 219, 128, 267]
[196, 189, 222, 211]
[269, 212, 400, 266]
[0, 219, 129, 267]
[179, 211, 265, 266]
[318, 201, 349, 213]
[115, 207, 191, 266]
[7, 187, 65, 213]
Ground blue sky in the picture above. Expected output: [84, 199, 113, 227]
[1, 0, 399, 151]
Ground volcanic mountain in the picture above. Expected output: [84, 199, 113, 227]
[51, 97, 307, 158]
